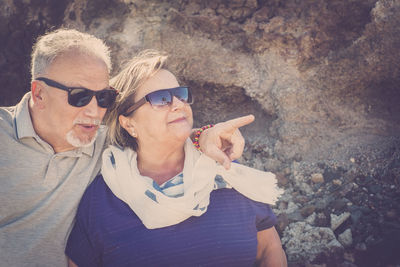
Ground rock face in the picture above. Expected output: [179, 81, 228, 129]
[1, 0, 400, 265]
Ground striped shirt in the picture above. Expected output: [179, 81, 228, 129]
[66, 174, 277, 266]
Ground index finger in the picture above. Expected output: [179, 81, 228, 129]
[223, 114, 255, 131]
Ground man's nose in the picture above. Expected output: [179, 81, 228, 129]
[83, 96, 103, 117]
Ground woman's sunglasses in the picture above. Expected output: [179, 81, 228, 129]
[123, 87, 193, 116]
[36, 77, 118, 108]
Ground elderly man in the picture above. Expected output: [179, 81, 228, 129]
[0, 29, 254, 266]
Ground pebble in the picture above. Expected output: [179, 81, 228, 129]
[355, 242, 367, 251]
[305, 212, 316, 225]
[294, 195, 310, 204]
[331, 199, 348, 211]
[385, 209, 397, 219]
[276, 213, 289, 233]
[343, 252, 355, 263]
[338, 229, 353, 247]
[350, 210, 362, 224]
[278, 201, 288, 210]
[301, 205, 316, 217]
[286, 201, 300, 213]
[350, 157, 355, 163]
[368, 184, 382, 194]
[311, 173, 324, 183]
[331, 212, 350, 231]
[315, 212, 329, 226]
[283, 167, 291, 176]
[333, 179, 342, 186]
[275, 172, 289, 186]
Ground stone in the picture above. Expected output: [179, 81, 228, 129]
[340, 261, 357, 267]
[350, 209, 362, 224]
[286, 201, 300, 214]
[276, 213, 289, 233]
[343, 252, 355, 263]
[301, 205, 316, 218]
[332, 179, 342, 186]
[305, 212, 316, 225]
[368, 184, 382, 194]
[330, 199, 348, 211]
[275, 172, 289, 187]
[294, 195, 310, 204]
[338, 229, 353, 247]
[385, 209, 397, 219]
[315, 212, 329, 227]
[355, 242, 367, 251]
[331, 212, 351, 231]
[311, 173, 324, 183]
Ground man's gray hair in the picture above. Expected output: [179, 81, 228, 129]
[31, 28, 112, 80]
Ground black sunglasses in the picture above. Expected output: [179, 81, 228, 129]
[36, 77, 118, 108]
[123, 86, 193, 116]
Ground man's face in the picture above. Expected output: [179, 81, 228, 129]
[36, 52, 109, 152]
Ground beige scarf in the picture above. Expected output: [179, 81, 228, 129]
[101, 139, 283, 229]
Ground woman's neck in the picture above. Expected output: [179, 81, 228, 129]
[136, 140, 185, 185]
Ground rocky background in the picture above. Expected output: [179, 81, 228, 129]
[1, 0, 400, 266]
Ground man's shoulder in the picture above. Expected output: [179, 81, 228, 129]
[1, 94, 30, 135]
[0, 105, 16, 136]
[0, 105, 16, 124]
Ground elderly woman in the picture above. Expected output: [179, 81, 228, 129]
[66, 50, 287, 266]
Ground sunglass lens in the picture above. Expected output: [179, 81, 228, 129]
[147, 90, 172, 107]
[69, 88, 93, 107]
[172, 87, 192, 104]
[96, 90, 117, 108]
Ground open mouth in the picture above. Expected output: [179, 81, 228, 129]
[77, 124, 99, 131]
[169, 117, 186, 123]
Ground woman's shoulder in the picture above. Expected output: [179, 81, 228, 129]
[210, 188, 278, 230]
[210, 188, 271, 210]
[77, 174, 135, 222]
[76, 174, 112, 216]
[82, 174, 109, 199]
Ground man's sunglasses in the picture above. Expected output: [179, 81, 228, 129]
[123, 87, 193, 116]
[36, 77, 118, 108]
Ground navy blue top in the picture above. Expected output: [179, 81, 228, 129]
[66, 175, 277, 267]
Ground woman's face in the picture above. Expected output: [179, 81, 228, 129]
[127, 69, 193, 147]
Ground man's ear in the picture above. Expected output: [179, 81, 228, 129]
[31, 81, 45, 109]
[119, 114, 137, 137]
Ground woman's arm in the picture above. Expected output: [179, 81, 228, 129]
[68, 258, 78, 267]
[195, 115, 255, 169]
[255, 227, 287, 267]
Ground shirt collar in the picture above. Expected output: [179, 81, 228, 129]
[15, 92, 96, 157]
[15, 92, 37, 140]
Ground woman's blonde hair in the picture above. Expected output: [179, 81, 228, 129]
[105, 49, 168, 150]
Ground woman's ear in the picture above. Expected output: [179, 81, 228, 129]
[119, 114, 138, 137]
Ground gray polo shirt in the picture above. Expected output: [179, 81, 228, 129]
[0, 93, 107, 266]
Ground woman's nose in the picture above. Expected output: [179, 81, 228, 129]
[171, 96, 185, 110]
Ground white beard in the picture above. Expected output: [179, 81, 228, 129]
[65, 128, 98, 148]
[65, 118, 101, 148]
